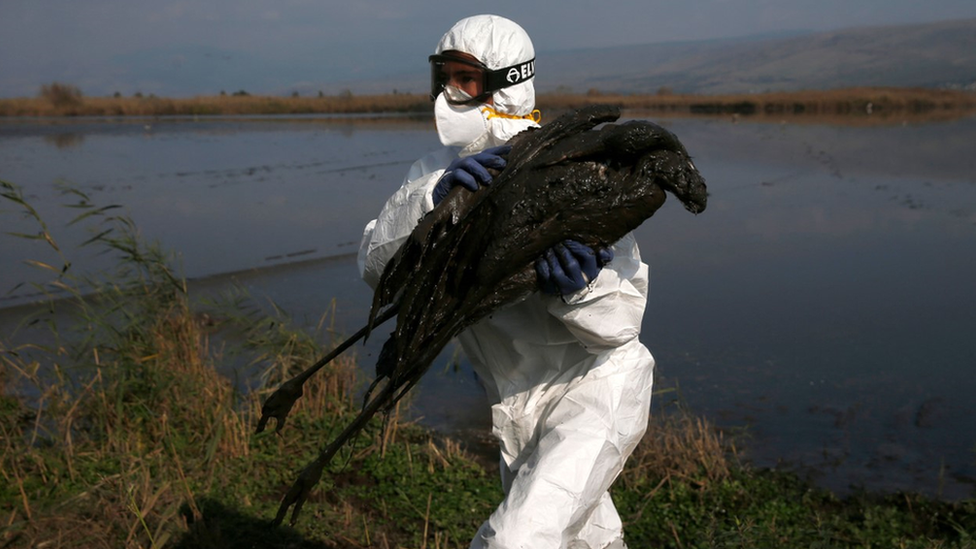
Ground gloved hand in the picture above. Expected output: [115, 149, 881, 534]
[432, 145, 511, 205]
[535, 240, 614, 296]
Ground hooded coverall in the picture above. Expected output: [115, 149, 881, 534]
[357, 15, 653, 549]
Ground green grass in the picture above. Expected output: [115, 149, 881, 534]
[1, 179, 974, 548]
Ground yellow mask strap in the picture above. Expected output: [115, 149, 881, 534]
[483, 106, 542, 124]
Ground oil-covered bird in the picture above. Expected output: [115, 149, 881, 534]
[258, 104, 707, 526]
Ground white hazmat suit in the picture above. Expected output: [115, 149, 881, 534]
[357, 15, 653, 549]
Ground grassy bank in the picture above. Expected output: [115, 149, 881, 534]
[2, 181, 975, 548]
[3, 85, 975, 122]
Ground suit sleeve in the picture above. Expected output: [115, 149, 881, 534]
[357, 152, 452, 289]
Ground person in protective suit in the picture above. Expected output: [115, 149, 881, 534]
[357, 14, 653, 549]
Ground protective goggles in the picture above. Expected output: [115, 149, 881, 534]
[429, 53, 535, 105]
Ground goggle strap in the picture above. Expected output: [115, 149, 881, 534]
[484, 58, 536, 93]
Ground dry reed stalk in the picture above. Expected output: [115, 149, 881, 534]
[379, 399, 403, 457]
[362, 514, 372, 546]
[426, 439, 452, 471]
[621, 410, 732, 493]
[440, 437, 465, 462]
[406, 439, 415, 477]
[422, 492, 433, 549]
[59, 372, 102, 481]
[668, 518, 685, 548]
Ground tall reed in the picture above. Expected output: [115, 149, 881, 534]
[0, 181, 359, 547]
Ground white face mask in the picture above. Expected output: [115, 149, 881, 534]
[434, 92, 489, 147]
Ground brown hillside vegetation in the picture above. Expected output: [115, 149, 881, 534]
[1, 85, 974, 124]
[543, 87, 976, 125]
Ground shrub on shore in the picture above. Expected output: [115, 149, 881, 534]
[39, 82, 83, 108]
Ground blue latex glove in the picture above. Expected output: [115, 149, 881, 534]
[535, 240, 614, 296]
[432, 145, 511, 205]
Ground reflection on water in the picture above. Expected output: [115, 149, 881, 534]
[0, 115, 438, 299]
[1, 113, 974, 500]
[42, 132, 86, 149]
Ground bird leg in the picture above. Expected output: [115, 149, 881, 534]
[256, 305, 398, 434]
[272, 374, 399, 526]
[272, 453, 326, 527]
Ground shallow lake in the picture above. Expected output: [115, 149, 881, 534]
[1, 112, 974, 500]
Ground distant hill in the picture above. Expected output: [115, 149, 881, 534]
[537, 18, 976, 94]
[26, 17, 972, 98]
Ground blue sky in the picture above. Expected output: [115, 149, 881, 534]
[3, 0, 976, 97]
